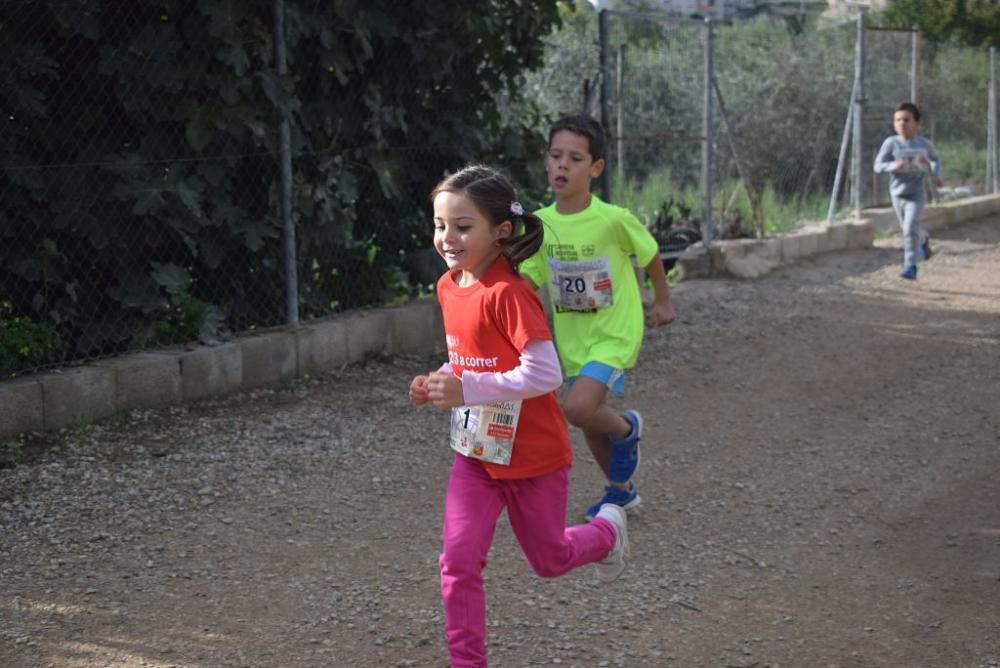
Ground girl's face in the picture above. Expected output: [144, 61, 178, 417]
[545, 129, 605, 200]
[894, 110, 918, 140]
[433, 191, 510, 284]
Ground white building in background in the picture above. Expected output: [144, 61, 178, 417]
[822, 0, 892, 20]
[591, 0, 889, 21]
[618, 0, 830, 21]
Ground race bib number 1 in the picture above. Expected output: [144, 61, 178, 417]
[450, 400, 522, 466]
[549, 257, 613, 311]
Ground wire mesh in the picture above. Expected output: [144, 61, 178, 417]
[557, 10, 992, 243]
[860, 26, 989, 208]
[2, 3, 995, 379]
[2, 3, 285, 378]
[863, 26, 920, 208]
[603, 12, 708, 247]
[714, 19, 855, 235]
[2, 1, 550, 378]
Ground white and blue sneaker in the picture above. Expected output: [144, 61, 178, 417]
[593, 503, 629, 584]
[608, 409, 643, 484]
[585, 482, 641, 521]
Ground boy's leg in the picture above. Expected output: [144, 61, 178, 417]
[914, 198, 931, 259]
[583, 430, 614, 481]
[891, 195, 909, 268]
[563, 375, 643, 519]
[440, 454, 506, 668]
[563, 375, 630, 479]
[899, 198, 923, 269]
[505, 465, 617, 578]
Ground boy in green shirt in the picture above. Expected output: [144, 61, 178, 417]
[521, 115, 676, 519]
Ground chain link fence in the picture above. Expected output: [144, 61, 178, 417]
[1, 1, 551, 378]
[3, 3, 300, 377]
[3, 3, 996, 378]
[592, 9, 996, 250]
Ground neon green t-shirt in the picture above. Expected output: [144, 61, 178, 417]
[520, 195, 659, 377]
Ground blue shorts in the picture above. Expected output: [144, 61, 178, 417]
[566, 361, 626, 396]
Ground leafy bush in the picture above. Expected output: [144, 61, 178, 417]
[152, 289, 210, 346]
[936, 140, 985, 194]
[0, 316, 63, 377]
[1, 1, 563, 371]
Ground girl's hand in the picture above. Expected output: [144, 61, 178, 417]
[651, 300, 676, 328]
[426, 371, 465, 408]
[409, 375, 431, 406]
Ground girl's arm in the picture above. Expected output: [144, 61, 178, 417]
[412, 361, 453, 406]
[459, 339, 562, 405]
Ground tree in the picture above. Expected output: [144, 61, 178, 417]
[882, 0, 1000, 47]
[1, 1, 563, 371]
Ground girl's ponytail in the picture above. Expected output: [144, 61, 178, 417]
[500, 210, 543, 272]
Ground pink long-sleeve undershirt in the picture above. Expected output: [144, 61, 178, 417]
[439, 339, 563, 405]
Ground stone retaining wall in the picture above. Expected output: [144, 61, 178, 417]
[1, 303, 444, 441]
[3, 193, 998, 442]
[674, 193, 1000, 280]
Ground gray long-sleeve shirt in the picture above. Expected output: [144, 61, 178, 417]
[873, 134, 942, 200]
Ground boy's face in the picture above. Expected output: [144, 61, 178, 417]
[545, 129, 605, 200]
[894, 110, 918, 140]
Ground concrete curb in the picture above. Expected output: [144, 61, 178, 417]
[674, 193, 1000, 280]
[1, 300, 444, 441]
[4, 193, 998, 442]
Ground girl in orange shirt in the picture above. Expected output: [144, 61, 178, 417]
[408, 164, 629, 667]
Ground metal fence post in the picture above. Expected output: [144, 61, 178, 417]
[616, 43, 626, 188]
[274, 0, 298, 325]
[701, 17, 714, 248]
[910, 26, 919, 105]
[991, 47, 998, 194]
[828, 76, 858, 225]
[988, 47, 994, 194]
[851, 12, 865, 220]
[598, 9, 612, 202]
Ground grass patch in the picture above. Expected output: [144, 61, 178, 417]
[613, 168, 832, 237]
[936, 139, 985, 193]
[0, 432, 60, 469]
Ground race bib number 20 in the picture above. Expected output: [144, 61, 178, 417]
[450, 400, 522, 466]
[549, 257, 613, 311]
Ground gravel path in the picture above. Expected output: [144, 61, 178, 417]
[2, 219, 999, 668]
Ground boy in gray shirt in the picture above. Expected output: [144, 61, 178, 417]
[873, 102, 943, 280]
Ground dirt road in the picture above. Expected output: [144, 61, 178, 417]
[2, 219, 998, 668]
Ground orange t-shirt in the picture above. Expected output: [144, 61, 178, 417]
[437, 256, 573, 480]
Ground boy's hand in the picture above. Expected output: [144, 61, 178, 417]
[426, 371, 465, 408]
[650, 300, 676, 328]
[892, 159, 906, 172]
[409, 375, 431, 406]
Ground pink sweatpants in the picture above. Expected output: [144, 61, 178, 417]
[439, 453, 616, 668]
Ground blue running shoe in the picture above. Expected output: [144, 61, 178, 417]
[585, 482, 641, 521]
[608, 409, 643, 484]
[921, 238, 933, 260]
[900, 265, 918, 280]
